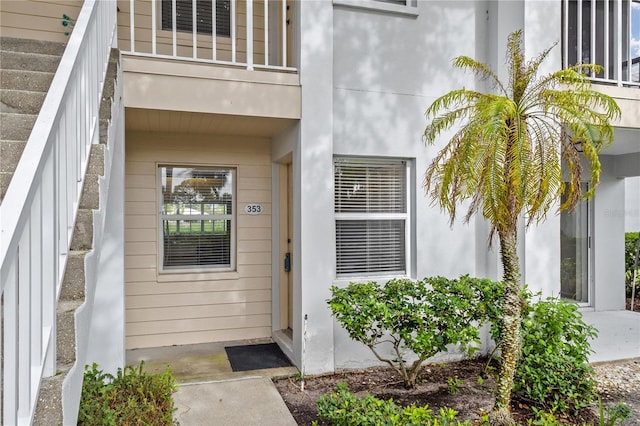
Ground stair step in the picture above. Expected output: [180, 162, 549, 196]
[33, 374, 64, 426]
[57, 299, 83, 365]
[0, 50, 62, 73]
[60, 251, 87, 302]
[0, 89, 46, 114]
[70, 209, 94, 251]
[0, 171, 12, 202]
[1, 36, 66, 56]
[0, 69, 55, 92]
[0, 112, 37, 141]
[0, 140, 26, 173]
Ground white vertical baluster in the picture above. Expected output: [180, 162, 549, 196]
[563, 0, 569, 68]
[172, 0, 178, 56]
[31, 188, 43, 367]
[232, 0, 237, 63]
[42, 153, 56, 377]
[192, 0, 198, 58]
[617, 0, 622, 85]
[605, 0, 610, 78]
[18, 227, 31, 421]
[264, 0, 269, 66]
[152, 0, 157, 55]
[247, 0, 254, 69]
[578, 0, 583, 64]
[3, 260, 18, 426]
[130, 0, 135, 52]
[212, 0, 218, 60]
[625, 0, 631, 82]
[281, 0, 286, 67]
[590, 0, 596, 76]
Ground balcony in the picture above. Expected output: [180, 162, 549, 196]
[563, 0, 640, 86]
[118, 0, 296, 72]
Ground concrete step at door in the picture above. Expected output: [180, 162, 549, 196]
[0, 69, 55, 92]
[0, 89, 47, 114]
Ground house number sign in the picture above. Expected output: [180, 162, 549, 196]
[244, 204, 263, 215]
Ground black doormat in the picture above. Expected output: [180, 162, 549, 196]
[224, 343, 292, 372]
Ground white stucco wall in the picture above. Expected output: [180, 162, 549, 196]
[594, 158, 627, 311]
[626, 177, 640, 232]
[330, 1, 486, 369]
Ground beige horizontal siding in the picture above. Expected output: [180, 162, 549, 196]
[0, 0, 82, 43]
[125, 129, 273, 349]
[126, 301, 271, 322]
[127, 327, 271, 349]
[117, 0, 272, 66]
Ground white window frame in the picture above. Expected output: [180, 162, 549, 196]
[157, 164, 236, 273]
[334, 157, 411, 279]
[333, 0, 418, 17]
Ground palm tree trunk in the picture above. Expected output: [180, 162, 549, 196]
[491, 228, 522, 425]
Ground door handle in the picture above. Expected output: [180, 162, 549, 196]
[284, 252, 291, 273]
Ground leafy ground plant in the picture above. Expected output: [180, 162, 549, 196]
[514, 297, 598, 414]
[78, 361, 178, 426]
[328, 276, 502, 388]
[316, 382, 470, 426]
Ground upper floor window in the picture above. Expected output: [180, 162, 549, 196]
[161, 0, 231, 37]
[334, 157, 410, 278]
[159, 165, 235, 272]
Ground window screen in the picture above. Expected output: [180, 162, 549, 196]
[334, 158, 407, 277]
[161, 0, 231, 37]
[160, 166, 234, 270]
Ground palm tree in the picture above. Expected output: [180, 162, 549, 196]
[423, 30, 620, 424]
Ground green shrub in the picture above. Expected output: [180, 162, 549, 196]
[328, 276, 502, 388]
[78, 361, 178, 426]
[514, 298, 597, 414]
[316, 382, 469, 426]
[625, 232, 639, 299]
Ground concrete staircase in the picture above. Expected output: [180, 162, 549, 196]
[0, 36, 120, 424]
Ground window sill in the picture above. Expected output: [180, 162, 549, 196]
[157, 270, 239, 282]
[333, 0, 418, 17]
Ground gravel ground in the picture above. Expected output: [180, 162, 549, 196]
[593, 359, 640, 425]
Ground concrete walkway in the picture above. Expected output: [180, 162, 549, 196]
[582, 309, 640, 363]
[173, 377, 297, 426]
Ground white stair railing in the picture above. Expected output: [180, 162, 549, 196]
[0, 1, 117, 424]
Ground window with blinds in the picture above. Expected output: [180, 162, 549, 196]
[161, 0, 231, 37]
[334, 158, 408, 277]
[159, 166, 235, 271]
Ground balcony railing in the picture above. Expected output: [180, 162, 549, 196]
[563, 0, 640, 86]
[118, 0, 296, 71]
[0, 1, 117, 424]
